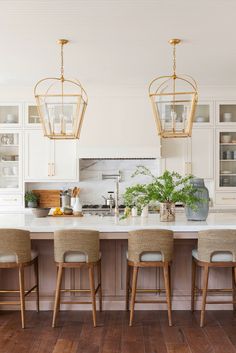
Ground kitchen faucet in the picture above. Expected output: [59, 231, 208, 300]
[102, 172, 121, 216]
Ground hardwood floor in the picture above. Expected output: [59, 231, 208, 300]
[0, 311, 236, 353]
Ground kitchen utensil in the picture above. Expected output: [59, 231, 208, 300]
[221, 135, 232, 143]
[102, 192, 115, 207]
[32, 208, 50, 218]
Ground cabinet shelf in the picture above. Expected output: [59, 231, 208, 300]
[220, 173, 236, 176]
[220, 143, 236, 145]
[220, 159, 236, 161]
[0, 144, 19, 148]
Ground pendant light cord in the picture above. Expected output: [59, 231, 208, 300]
[60, 42, 64, 80]
[173, 43, 176, 78]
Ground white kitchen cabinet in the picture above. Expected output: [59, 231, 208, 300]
[24, 130, 78, 181]
[50, 139, 77, 180]
[161, 128, 214, 179]
[0, 130, 23, 192]
[24, 103, 41, 128]
[191, 128, 214, 179]
[216, 101, 236, 125]
[0, 103, 23, 128]
[160, 138, 189, 175]
[24, 130, 51, 180]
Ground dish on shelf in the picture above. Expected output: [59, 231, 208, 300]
[195, 116, 205, 123]
[221, 135, 232, 143]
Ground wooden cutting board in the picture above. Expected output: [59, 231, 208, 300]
[32, 190, 60, 208]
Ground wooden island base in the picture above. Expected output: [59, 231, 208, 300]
[0, 233, 234, 311]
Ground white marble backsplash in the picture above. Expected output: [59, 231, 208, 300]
[79, 158, 159, 204]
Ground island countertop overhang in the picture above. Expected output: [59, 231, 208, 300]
[0, 213, 236, 239]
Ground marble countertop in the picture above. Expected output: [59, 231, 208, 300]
[0, 212, 236, 234]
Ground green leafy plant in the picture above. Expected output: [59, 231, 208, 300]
[25, 191, 39, 203]
[123, 166, 200, 214]
[123, 184, 149, 215]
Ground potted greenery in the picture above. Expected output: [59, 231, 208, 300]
[124, 166, 200, 221]
[123, 184, 149, 217]
[25, 191, 39, 208]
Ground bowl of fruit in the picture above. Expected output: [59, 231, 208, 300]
[53, 207, 63, 216]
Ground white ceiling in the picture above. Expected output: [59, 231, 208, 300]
[0, 0, 235, 89]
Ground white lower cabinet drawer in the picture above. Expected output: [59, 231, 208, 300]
[0, 194, 22, 207]
[215, 192, 236, 206]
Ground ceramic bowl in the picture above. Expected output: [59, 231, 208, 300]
[32, 208, 50, 218]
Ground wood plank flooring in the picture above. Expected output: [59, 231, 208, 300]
[0, 311, 236, 353]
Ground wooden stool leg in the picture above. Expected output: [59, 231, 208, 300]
[97, 259, 102, 312]
[163, 262, 172, 327]
[34, 257, 40, 312]
[168, 264, 172, 297]
[200, 265, 209, 327]
[52, 264, 63, 328]
[129, 266, 138, 326]
[191, 258, 197, 312]
[18, 265, 25, 329]
[89, 265, 97, 327]
[126, 261, 130, 311]
[232, 267, 236, 310]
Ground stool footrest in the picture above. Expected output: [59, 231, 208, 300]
[0, 301, 21, 305]
[61, 301, 92, 305]
[206, 300, 236, 304]
[135, 300, 167, 304]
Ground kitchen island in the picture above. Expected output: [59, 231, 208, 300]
[0, 212, 236, 311]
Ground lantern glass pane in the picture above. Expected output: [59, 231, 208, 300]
[155, 92, 195, 134]
[35, 78, 87, 139]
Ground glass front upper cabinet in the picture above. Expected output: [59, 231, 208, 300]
[0, 104, 22, 127]
[193, 101, 213, 126]
[216, 101, 236, 124]
[0, 132, 22, 191]
[25, 103, 41, 127]
[217, 130, 236, 189]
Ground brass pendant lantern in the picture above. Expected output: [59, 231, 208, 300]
[149, 39, 198, 138]
[34, 39, 88, 139]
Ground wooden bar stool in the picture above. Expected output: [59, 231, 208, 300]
[52, 229, 102, 328]
[0, 229, 39, 328]
[126, 229, 173, 326]
[191, 229, 236, 327]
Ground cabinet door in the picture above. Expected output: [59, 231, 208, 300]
[24, 130, 51, 180]
[161, 138, 190, 175]
[51, 139, 77, 180]
[191, 128, 214, 179]
[0, 131, 23, 192]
